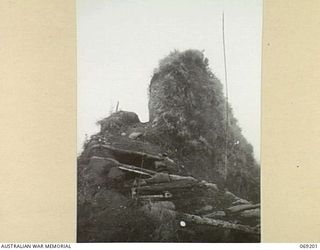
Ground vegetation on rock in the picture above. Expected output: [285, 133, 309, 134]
[78, 49, 260, 242]
[148, 50, 259, 201]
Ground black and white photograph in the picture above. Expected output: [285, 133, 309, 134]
[77, 0, 262, 242]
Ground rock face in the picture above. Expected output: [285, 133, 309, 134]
[78, 50, 260, 242]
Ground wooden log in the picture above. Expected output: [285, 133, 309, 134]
[232, 198, 250, 206]
[89, 144, 163, 161]
[117, 164, 197, 184]
[87, 155, 255, 213]
[89, 157, 157, 178]
[136, 179, 198, 192]
[118, 164, 251, 209]
[226, 204, 260, 214]
[118, 164, 156, 177]
[145, 173, 171, 184]
[204, 211, 226, 219]
[239, 208, 260, 219]
[178, 212, 259, 235]
[147, 207, 259, 235]
[169, 174, 197, 182]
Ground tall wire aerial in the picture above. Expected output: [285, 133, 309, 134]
[222, 12, 229, 183]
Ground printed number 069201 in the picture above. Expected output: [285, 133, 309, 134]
[300, 244, 318, 248]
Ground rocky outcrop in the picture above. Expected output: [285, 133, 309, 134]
[78, 50, 260, 242]
[147, 50, 259, 200]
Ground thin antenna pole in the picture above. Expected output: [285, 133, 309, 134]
[115, 101, 119, 112]
[222, 12, 229, 183]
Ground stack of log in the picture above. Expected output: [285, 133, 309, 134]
[117, 159, 260, 235]
[78, 138, 260, 242]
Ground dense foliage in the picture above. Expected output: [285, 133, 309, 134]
[148, 50, 259, 201]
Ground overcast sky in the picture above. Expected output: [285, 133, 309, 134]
[77, 0, 262, 160]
